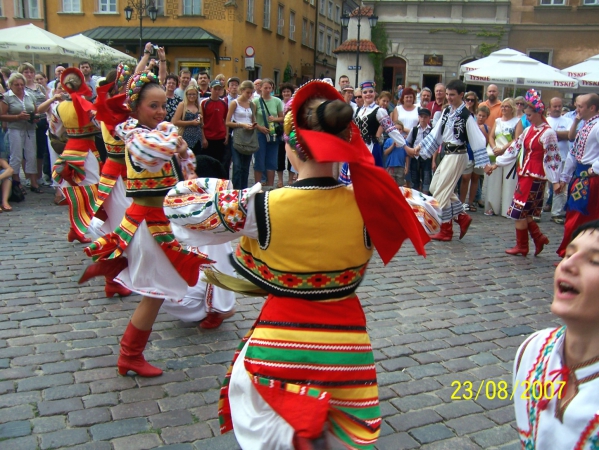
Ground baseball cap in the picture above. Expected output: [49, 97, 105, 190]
[209, 80, 224, 88]
[227, 77, 240, 86]
[418, 107, 431, 116]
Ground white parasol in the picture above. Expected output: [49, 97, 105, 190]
[561, 54, 599, 79]
[460, 48, 526, 74]
[0, 23, 87, 65]
[65, 34, 136, 65]
[463, 55, 579, 90]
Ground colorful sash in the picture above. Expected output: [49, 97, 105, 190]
[96, 158, 127, 210]
[84, 203, 211, 287]
[63, 184, 100, 238]
[566, 163, 592, 215]
[219, 294, 380, 449]
[52, 139, 101, 185]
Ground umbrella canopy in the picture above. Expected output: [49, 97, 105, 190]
[561, 54, 599, 79]
[0, 23, 87, 64]
[577, 71, 599, 89]
[463, 55, 579, 89]
[65, 34, 136, 65]
[460, 48, 526, 74]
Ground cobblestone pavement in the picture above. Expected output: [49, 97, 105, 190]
[0, 188, 565, 450]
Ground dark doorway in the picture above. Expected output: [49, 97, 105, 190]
[383, 57, 406, 95]
[422, 74, 441, 96]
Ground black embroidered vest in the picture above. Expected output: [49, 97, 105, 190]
[440, 105, 472, 145]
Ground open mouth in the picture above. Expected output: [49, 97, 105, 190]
[557, 281, 579, 295]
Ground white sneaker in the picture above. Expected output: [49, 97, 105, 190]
[23, 179, 31, 187]
[38, 177, 51, 186]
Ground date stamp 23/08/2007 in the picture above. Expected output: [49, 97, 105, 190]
[450, 380, 566, 401]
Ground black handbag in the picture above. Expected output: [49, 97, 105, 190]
[9, 182, 25, 203]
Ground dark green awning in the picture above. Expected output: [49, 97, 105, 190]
[79, 27, 223, 61]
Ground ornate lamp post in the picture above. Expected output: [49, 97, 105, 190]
[124, 0, 158, 58]
[341, 9, 378, 87]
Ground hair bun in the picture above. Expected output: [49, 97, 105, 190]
[320, 99, 353, 135]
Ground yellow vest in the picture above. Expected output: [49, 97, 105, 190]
[101, 122, 125, 158]
[234, 180, 373, 300]
[56, 101, 97, 138]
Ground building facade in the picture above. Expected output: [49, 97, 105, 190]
[367, 0, 510, 95]
[1, 0, 342, 87]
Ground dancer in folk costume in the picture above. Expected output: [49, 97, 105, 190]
[513, 220, 599, 450]
[51, 68, 102, 244]
[161, 155, 236, 330]
[413, 79, 489, 241]
[86, 65, 134, 298]
[163, 81, 434, 450]
[339, 80, 405, 184]
[78, 71, 213, 377]
[556, 93, 599, 258]
[485, 90, 562, 257]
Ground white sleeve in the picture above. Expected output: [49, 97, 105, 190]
[541, 129, 561, 184]
[376, 107, 405, 147]
[117, 120, 180, 172]
[467, 115, 489, 167]
[165, 179, 260, 247]
[496, 130, 524, 167]
[560, 152, 577, 183]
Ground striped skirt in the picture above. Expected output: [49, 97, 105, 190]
[507, 177, 546, 220]
[219, 294, 380, 449]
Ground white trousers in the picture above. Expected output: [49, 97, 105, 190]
[8, 128, 37, 175]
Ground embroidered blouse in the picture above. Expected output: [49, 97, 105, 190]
[355, 103, 405, 148]
[513, 327, 599, 450]
[497, 123, 561, 183]
[561, 116, 599, 183]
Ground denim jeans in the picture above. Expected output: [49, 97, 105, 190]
[254, 133, 279, 172]
[231, 142, 253, 190]
[410, 157, 432, 192]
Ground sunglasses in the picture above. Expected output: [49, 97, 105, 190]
[465, 98, 476, 102]
[354, 95, 363, 99]
[516, 102, 526, 106]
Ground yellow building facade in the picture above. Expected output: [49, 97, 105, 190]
[39, 0, 342, 87]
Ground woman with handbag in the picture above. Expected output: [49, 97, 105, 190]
[253, 78, 283, 188]
[226, 80, 258, 189]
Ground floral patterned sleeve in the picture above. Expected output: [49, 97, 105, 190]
[164, 178, 260, 247]
[496, 129, 524, 168]
[541, 128, 561, 183]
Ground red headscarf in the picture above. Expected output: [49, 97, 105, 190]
[59, 68, 95, 128]
[288, 80, 430, 264]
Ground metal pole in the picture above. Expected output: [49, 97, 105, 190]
[355, 15, 361, 88]
[139, 6, 144, 58]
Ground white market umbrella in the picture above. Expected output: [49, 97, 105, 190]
[460, 48, 526, 74]
[463, 55, 578, 90]
[561, 54, 599, 79]
[0, 23, 87, 64]
[66, 34, 136, 65]
[577, 71, 599, 90]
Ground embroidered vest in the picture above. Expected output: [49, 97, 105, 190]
[125, 149, 182, 198]
[233, 182, 373, 300]
[101, 122, 125, 158]
[355, 106, 380, 139]
[56, 101, 98, 138]
[440, 105, 471, 145]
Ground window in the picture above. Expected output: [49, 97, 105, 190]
[151, 0, 165, 15]
[310, 0, 314, 5]
[16, 0, 40, 17]
[333, 31, 339, 55]
[335, 5, 340, 23]
[318, 25, 324, 52]
[327, 0, 332, 19]
[0, 1, 3, 16]
[309, 21, 314, 48]
[289, 11, 296, 40]
[183, 0, 200, 15]
[98, 0, 116, 13]
[274, 70, 280, 91]
[583, 0, 597, 3]
[539, 0, 565, 4]
[263, 0, 271, 29]
[528, 50, 552, 65]
[277, 4, 284, 34]
[319, 0, 324, 15]
[302, 18, 308, 45]
[247, 0, 254, 22]
[326, 32, 332, 55]
[63, 0, 80, 12]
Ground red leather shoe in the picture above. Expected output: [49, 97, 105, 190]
[105, 279, 132, 298]
[79, 257, 128, 284]
[67, 228, 91, 244]
[117, 322, 163, 377]
[430, 221, 453, 241]
[454, 213, 472, 240]
[528, 221, 549, 256]
[198, 310, 236, 330]
[505, 228, 529, 257]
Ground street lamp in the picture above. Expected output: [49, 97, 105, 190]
[124, 0, 158, 58]
[341, 10, 378, 87]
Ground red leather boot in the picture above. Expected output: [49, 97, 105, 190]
[505, 228, 529, 256]
[67, 228, 91, 244]
[430, 221, 453, 241]
[198, 310, 236, 330]
[454, 213, 472, 240]
[79, 257, 128, 284]
[117, 322, 163, 377]
[528, 221, 549, 256]
[105, 279, 132, 298]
